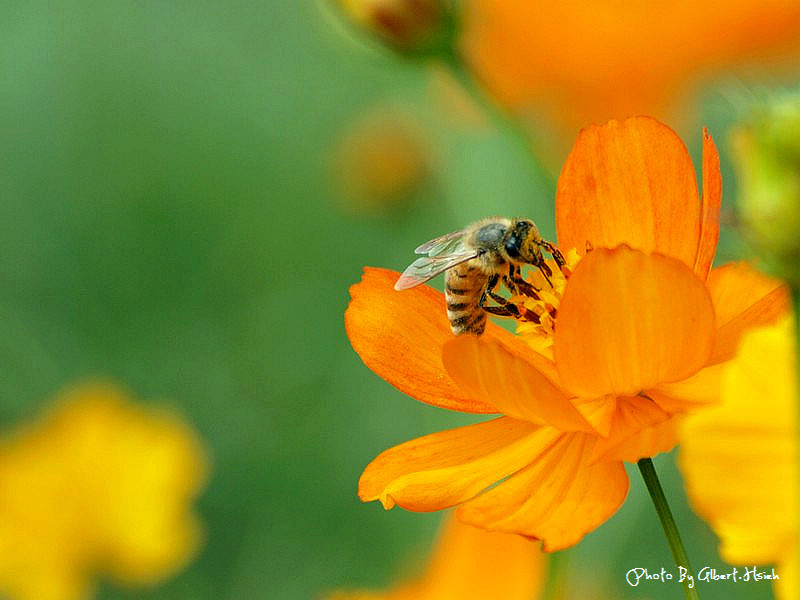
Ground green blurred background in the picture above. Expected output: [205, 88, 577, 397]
[0, 2, 791, 599]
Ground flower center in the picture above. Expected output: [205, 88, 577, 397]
[511, 247, 580, 357]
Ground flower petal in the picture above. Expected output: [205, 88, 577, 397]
[415, 515, 546, 600]
[649, 363, 723, 412]
[346, 267, 496, 413]
[442, 336, 594, 432]
[326, 514, 545, 600]
[457, 433, 629, 551]
[556, 117, 700, 268]
[679, 320, 796, 566]
[359, 417, 559, 511]
[692, 128, 721, 279]
[706, 262, 789, 364]
[776, 548, 797, 600]
[554, 246, 715, 398]
[588, 396, 678, 463]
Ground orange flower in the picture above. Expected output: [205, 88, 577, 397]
[460, 2, 800, 143]
[346, 116, 789, 550]
[325, 514, 545, 600]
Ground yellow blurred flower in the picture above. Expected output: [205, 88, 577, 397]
[325, 514, 545, 600]
[679, 319, 796, 599]
[0, 381, 209, 600]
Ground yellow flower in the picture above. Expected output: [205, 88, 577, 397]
[679, 319, 797, 599]
[0, 382, 209, 600]
[325, 514, 545, 600]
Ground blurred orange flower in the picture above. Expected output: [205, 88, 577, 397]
[461, 1, 800, 142]
[679, 319, 796, 600]
[326, 514, 545, 600]
[0, 382, 208, 600]
[346, 116, 788, 550]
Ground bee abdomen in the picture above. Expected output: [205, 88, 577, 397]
[445, 264, 486, 336]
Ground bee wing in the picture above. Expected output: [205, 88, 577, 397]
[414, 228, 467, 255]
[394, 250, 478, 290]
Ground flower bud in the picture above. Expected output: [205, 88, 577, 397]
[732, 90, 800, 284]
[339, 0, 454, 55]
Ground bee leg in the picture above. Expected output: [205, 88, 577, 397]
[484, 285, 541, 323]
[505, 264, 540, 298]
[478, 273, 501, 308]
[539, 240, 567, 269]
[482, 302, 541, 323]
[478, 274, 519, 317]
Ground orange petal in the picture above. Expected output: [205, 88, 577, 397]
[414, 515, 546, 600]
[706, 262, 790, 365]
[457, 433, 629, 551]
[556, 117, 700, 268]
[554, 246, 715, 398]
[588, 396, 678, 463]
[572, 396, 618, 437]
[650, 363, 723, 412]
[326, 513, 546, 600]
[346, 268, 496, 413]
[692, 129, 722, 279]
[358, 417, 559, 511]
[442, 336, 594, 432]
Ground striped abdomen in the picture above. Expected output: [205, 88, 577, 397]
[445, 260, 488, 335]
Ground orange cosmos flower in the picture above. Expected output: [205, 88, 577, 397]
[460, 2, 800, 142]
[679, 319, 797, 600]
[346, 116, 789, 551]
[325, 513, 545, 600]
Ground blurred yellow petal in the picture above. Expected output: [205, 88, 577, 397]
[777, 547, 798, 600]
[680, 320, 796, 570]
[0, 381, 208, 600]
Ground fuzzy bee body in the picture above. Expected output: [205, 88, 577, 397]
[444, 261, 490, 335]
[395, 217, 554, 335]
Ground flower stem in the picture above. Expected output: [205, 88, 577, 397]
[439, 45, 554, 188]
[637, 458, 700, 600]
[792, 285, 800, 600]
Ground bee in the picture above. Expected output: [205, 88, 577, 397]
[395, 217, 565, 335]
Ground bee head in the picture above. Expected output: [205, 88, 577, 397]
[504, 219, 544, 265]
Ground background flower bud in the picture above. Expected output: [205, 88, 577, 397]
[339, 0, 453, 55]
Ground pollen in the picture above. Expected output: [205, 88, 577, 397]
[514, 247, 580, 358]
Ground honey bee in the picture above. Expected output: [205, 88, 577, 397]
[395, 217, 565, 335]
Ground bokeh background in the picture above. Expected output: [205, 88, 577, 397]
[1, 2, 798, 599]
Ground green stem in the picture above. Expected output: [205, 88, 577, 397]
[637, 458, 700, 600]
[439, 45, 554, 188]
[541, 550, 567, 600]
[792, 286, 800, 600]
